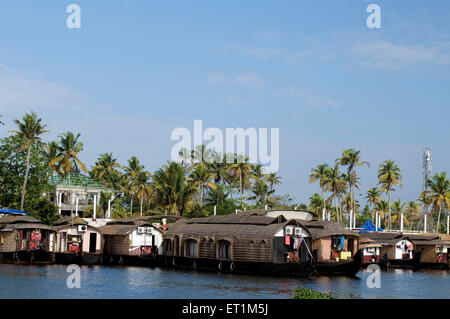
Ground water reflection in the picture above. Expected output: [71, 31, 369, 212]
[0, 264, 449, 299]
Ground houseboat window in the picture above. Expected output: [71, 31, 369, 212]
[164, 239, 172, 251]
[218, 240, 231, 260]
[0, 233, 3, 245]
[185, 239, 197, 257]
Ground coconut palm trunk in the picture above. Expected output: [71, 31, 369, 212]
[140, 197, 143, 217]
[19, 143, 32, 210]
[436, 206, 442, 233]
[388, 190, 391, 230]
[239, 172, 244, 205]
[321, 187, 326, 221]
[130, 198, 133, 215]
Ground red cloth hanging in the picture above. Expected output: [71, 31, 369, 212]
[285, 235, 290, 245]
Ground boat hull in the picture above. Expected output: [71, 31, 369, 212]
[56, 252, 102, 265]
[162, 256, 314, 277]
[316, 251, 362, 276]
[102, 254, 158, 267]
[0, 250, 55, 265]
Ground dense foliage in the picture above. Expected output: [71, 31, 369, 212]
[292, 288, 334, 299]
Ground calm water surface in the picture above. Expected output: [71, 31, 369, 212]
[0, 264, 449, 299]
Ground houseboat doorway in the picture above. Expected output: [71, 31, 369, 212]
[89, 233, 97, 253]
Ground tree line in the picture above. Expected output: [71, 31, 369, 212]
[1, 111, 286, 223]
[308, 149, 450, 233]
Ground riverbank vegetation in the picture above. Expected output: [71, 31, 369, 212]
[292, 288, 334, 299]
[0, 111, 449, 233]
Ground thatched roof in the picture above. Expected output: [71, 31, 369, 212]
[53, 216, 88, 226]
[359, 232, 414, 246]
[166, 215, 309, 241]
[187, 214, 285, 225]
[0, 223, 54, 232]
[304, 220, 359, 239]
[99, 221, 161, 236]
[0, 215, 42, 224]
[359, 237, 383, 249]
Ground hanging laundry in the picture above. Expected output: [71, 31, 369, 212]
[284, 235, 290, 246]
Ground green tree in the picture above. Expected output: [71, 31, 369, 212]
[378, 160, 402, 230]
[152, 162, 197, 216]
[324, 165, 346, 222]
[365, 187, 382, 223]
[228, 155, 252, 206]
[422, 173, 450, 233]
[132, 170, 152, 216]
[189, 163, 216, 206]
[91, 153, 121, 187]
[405, 201, 422, 231]
[309, 164, 330, 220]
[336, 149, 369, 225]
[51, 132, 86, 217]
[9, 111, 48, 210]
[0, 135, 50, 210]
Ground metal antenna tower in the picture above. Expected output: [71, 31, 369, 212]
[422, 147, 432, 192]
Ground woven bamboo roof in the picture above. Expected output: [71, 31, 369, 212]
[304, 220, 359, 239]
[187, 214, 285, 225]
[0, 215, 42, 224]
[99, 220, 162, 236]
[359, 237, 383, 249]
[0, 223, 54, 231]
[53, 216, 88, 226]
[166, 216, 309, 240]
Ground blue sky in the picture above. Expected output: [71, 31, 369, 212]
[0, 1, 449, 205]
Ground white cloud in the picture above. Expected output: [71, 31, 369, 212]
[355, 41, 450, 70]
[207, 73, 265, 90]
[0, 64, 86, 114]
[273, 87, 341, 108]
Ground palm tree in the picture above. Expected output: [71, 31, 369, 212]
[228, 154, 253, 206]
[375, 200, 389, 229]
[123, 156, 145, 214]
[365, 187, 382, 222]
[152, 162, 198, 216]
[51, 132, 86, 217]
[131, 170, 152, 216]
[378, 160, 402, 230]
[405, 201, 422, 231]
[250, 164, 265, 183]
[188, 164, 216, 206]
[9, 111, 48, 210]
[309, 193, 325, 217]
[248, 180, 273, 207]
[422, 173, 450, 233]
[336, 149, 369, 223]
[324, 165, 346, 222]
[43, 141, 60, 205]
[309, 164, 330, 220]
[418, 192, 432, 231]
[178, 147, 192, 166]
[266, 172, 281, 193]
[91, 153, 121, 187]
[391, 199, 405, 230]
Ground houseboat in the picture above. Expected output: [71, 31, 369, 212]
[53, 216, 104, 265]
[305, 220, 361, 276]
[162, 213, 315, 276]
[0, 214, 56, 264]
[99, 217, 163, 266]
[359, 232, 420, 269]
[408, 234, 450, 269]
[358, 237, 382, 267]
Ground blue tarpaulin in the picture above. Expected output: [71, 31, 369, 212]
[361, 219, 383, 232]
[0, 209, 29, 216]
